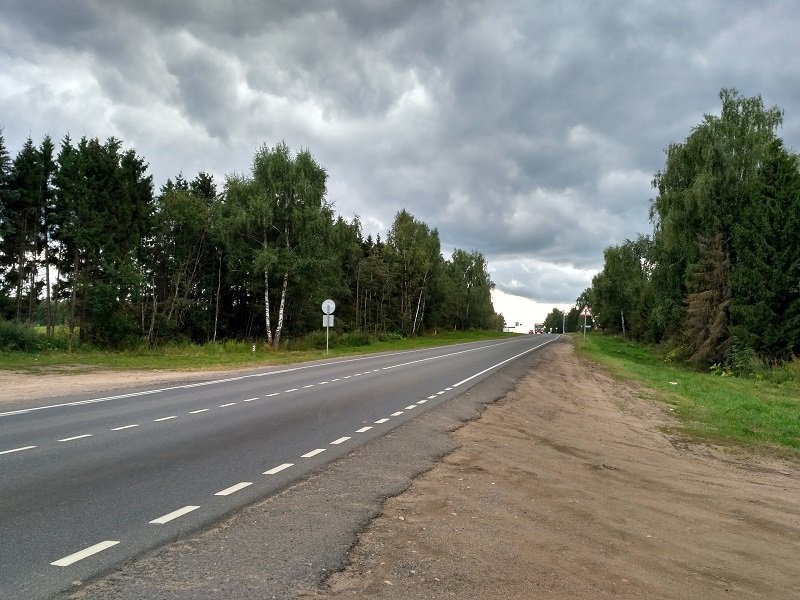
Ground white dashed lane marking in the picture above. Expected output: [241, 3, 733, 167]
[301, 448, 326, 458]
[265, 392, 279, 397]
[153, 416, 177, 422]
[405, 405, 417, 410]
[189, 409, 209, 414]
[58, 434, 92, 442]
[51, 540, 119, 567]
[390, 411, 404, 417]
[427, 395, 437, 399]
[330, 436, 350, 445]
[303, 385, 315, 389]
[110, 424, 139, 431]
[149, 505, 200, 524]
[374, 418, 389, 424]
[417, 399, 428, 404]
[215, 482, 252, 496]
[0, 445, 36, 455]
[355, 426, 372, 433]
[243, 397, 258, 402]
[218, 403, 236, 408]
[285, 388, 299, 393]
[263, 463, 293, 475]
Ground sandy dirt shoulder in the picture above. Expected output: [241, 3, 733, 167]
[307, 340, 800, 599]
[0, 366, 255, 404]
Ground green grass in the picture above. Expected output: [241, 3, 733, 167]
[0, 329, 513, 372]
[574, 333, 800, 458]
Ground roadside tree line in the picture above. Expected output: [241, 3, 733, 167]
[582, 89, 800, 366]
[0, 137, 502, 349]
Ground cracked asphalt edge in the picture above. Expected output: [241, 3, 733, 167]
[58, 340, 557, 600]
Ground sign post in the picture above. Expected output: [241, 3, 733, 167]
[580, 305, 592, 341]
[321, 299, 336, 354]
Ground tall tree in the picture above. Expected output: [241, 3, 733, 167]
[728, 140, 800, 359]
[650, 89, 784, 361]
[591, 236, 652, 338]
[53, 136, 153, 347]
[0, 138, 43, 322]
[385, 210, 443, 335]
[220, 142, 330, 347]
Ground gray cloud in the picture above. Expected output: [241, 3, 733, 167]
[2, 0, 798, 305]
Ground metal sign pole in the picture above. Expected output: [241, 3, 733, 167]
[322, 299, 336, 356]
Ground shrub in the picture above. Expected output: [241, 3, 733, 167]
[0, 320, 43, 352]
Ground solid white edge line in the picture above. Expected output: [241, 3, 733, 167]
[331, 436, 351, 445]
[58, 434, 92, 442]
[301, 448, 326, 458]
[215, 482, 253, 496]
[110, 424, 139, 431]
[264, 463, 294, 475]
[451, 336, 558, 388]
[1, 336, 543, 418]
[149, 505, 200, 524]
[0, 445, 36, 455]
[355, 426, 372, 433]
[51, 540, 119, 567]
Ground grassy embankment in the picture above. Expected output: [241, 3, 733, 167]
[575, 334, 800, 458]
[0, 329, 513, 372]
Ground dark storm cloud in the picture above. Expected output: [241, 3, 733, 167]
[2, 0, 798, 304]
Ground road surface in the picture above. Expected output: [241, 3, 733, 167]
[0, 334, 557, 599]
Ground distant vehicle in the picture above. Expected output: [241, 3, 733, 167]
[533, 323, 544, 334]
[528, 330, 534, 334]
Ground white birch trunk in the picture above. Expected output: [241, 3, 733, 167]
[273, 270, 288, 347]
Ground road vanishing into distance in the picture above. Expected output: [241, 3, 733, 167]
[0, 334, 558, 599]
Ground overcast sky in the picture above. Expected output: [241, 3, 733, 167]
[2, 1, 799, 325]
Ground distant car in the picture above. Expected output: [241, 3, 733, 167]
[528, 330, 534, 334]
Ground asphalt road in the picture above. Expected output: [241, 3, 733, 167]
[0, 334, 558, 599]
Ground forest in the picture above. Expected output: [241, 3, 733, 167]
[0, 138, 502, 351]
[580, 89, 800, 369]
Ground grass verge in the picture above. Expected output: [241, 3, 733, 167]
[0, 330, 512, 372]
[574, 333, 800, 458]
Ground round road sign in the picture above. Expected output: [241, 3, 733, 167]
[322, 299, 336, 314]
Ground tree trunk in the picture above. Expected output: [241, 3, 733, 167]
[68, 253, 79, 352]
[45, 239, 52, 338]
[147, 282, 157, 347]
[273, 271, 289, 347]
[264, 267, 273, 346]
[212, 252, 222, 342]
